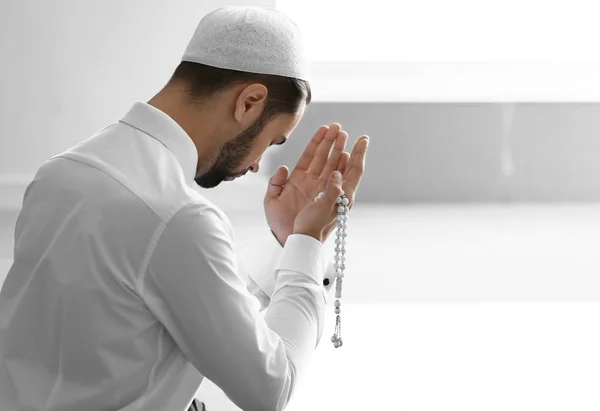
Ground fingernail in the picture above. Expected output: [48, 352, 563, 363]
[333, 171, 342, 182]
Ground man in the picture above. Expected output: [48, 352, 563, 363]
[0, 6, 369, 411]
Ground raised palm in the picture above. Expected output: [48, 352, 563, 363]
[264, 123, 369, 245]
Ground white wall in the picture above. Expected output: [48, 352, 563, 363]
[0, 0, 274, 209]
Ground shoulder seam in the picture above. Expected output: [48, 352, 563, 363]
[135, 200, 231, 297]
[135, 198, 196, 296]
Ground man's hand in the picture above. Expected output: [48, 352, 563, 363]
[264, 123, 369, 246]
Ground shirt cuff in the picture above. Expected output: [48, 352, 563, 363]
[274, 234, 325, 286]
[322, 259, 336, 305]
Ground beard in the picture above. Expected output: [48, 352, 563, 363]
[194, 114, 268, 189]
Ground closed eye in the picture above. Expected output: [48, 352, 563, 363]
[271, 137, 288, 146]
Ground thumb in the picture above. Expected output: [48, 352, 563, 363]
[265, 165, 289, 200]
[322, 171, 343, 204]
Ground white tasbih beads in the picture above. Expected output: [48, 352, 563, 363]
[314, 189, 349, 348]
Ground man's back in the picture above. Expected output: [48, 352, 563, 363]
[0, 106, 218, 410]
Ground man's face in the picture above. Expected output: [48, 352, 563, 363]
[194, 108, 304, 188]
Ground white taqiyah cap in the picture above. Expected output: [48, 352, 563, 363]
[181, 6, 310, 81]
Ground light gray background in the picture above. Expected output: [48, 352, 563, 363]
[264, 102, 600, 203]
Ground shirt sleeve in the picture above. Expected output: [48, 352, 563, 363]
[238, 228, 337, 308]
[139, 204, 327, 411]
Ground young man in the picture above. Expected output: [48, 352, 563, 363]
[0, 6, 369, 411]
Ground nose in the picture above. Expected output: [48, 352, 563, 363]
[248, 158, 261, 173]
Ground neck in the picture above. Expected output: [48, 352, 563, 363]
[148, 85, 221, 176]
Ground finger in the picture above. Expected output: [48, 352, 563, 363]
[320, 171, 343, 209]
[337, 151, 350, 176]
[320, 130, 348, 181]
[309, 123, 342, 177]
[294, 125, 329, 172]
[342, 136, 369, 199]
[265, 165, 289, 201]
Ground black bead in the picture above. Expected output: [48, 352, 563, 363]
[323, 278, 330, 286]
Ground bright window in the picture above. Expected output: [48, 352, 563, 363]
[275, 0, 600, 101]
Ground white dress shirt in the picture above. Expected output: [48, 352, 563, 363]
[0, 102, 336, 411]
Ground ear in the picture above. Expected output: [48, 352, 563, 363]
[234, 83, 268, 125]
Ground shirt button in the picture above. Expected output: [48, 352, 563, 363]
[323, 278, 330, 286]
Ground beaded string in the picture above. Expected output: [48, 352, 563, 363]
[314, 189, 349, 348]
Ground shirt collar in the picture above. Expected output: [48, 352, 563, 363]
[119, 101, 198, 184]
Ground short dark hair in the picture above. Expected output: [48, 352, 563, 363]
[169, 61, 311, 122]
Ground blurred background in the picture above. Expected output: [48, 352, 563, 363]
[1, 0, 600, 410]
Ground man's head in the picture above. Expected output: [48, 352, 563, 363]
[150, 6, 311, 188]
[168, 61, 311, 188]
